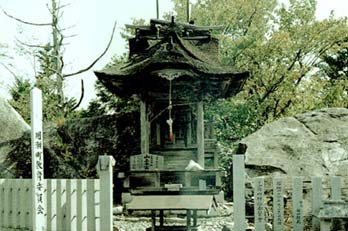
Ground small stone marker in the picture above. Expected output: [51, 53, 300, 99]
[312, 177, 323, 230]
[293, 177, 304, 231]
[233, 155, 246, 230]
[331, 176, 341, 201]
[273, 178, 284, 231]
[31, 87, 46, 231]
[254, 177, 265, 231]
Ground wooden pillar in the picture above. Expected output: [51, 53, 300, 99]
[159, 210, 164, 227]
[193, 210, 197, 227]
[140, 101, 149, 154]
[151, 210, 156, 231]
[186, 209, 192, 230]
[186, 111, 192, 145]
[156, 123, 161, 146]
[196, 101, 205, 168]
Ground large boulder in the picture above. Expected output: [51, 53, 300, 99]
[0, 98, 30, 177]
[242, 108, 348, 178]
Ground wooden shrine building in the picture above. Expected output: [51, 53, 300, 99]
[95, 17, 248, 231]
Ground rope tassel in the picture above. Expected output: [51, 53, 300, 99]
[166, 117, 173, 142]
[167, 79, 174, 142]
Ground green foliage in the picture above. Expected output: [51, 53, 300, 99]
[166, 0, 348, 197]
[8, 44, 79, 123]
[81, 80, 139, 117]
[205, 99, 260, 152]
[6, 113, 140, 178]
[9, 77, 32, 122]
[171, 0, 348, 120]
[316, 46, 348, 108]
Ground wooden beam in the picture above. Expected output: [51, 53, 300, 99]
[196, 101, 204, 168]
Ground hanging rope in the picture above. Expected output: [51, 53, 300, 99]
[166, 79, 174, 142]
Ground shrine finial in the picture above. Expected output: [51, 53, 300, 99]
[156, 0, 159, 19]
[187, 0, 190, 23]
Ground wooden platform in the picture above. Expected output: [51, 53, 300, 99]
[145, 225, 199, 231]
[126, 195, 214, 210]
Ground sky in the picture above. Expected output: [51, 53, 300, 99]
[0, 0, 347, 108]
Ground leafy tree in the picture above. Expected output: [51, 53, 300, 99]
[316, 46, 348, 108]
[165, 1, 348, 196]
[170, 0, 348, 121]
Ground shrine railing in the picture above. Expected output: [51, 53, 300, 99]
[128, 153, 223, 194]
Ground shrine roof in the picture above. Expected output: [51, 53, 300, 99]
[94, 18, 249, 99]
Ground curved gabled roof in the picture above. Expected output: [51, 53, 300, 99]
[95, 18, 249, 100]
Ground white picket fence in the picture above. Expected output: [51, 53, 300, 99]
[0, 155, 115, 231]
[233, 155, 348, 231]
[0, 179, 99, 230]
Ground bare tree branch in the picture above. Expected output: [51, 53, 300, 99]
[63, 21, 117, 78]
[70, 79, 85, 111]
[1, 7, 52, 26]
[57, 3, 71, 11]
[16, 38, 51, 49]
[65, 34, 78, 39]
[1, 63, 18, 79]
[60, 24, 76, 32]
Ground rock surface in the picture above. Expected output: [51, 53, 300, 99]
[0, 98, 30, 177]
[242, 108, 348, 178]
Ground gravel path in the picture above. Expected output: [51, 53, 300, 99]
[113, 215, 234, 231]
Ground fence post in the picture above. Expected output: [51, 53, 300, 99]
[97, 155, 115, 231]
[233, 155, 246, 231]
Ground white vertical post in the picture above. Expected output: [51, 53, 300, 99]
[14, 180, 20, 229]
[67, 179, 77, 231]
[77, 180, 87, 231]
[87, 179, 97, 230]
[97, 155, 115, 231]
[273, 178, 284, 231]
[19, 179, 26, 229]
[233, 155, 246, 231]
[47, 179, 57, 231]
[30, 87, 46, 231]
[0, 179, 4, 229]
[25, 180, 32, 228]
[254, 177, 265, 231]
[4, 180, 10, 229]
[293, 177, 304, 231]
[57, 179, 67, 231]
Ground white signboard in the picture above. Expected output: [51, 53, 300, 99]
[31, 88, 46, 230]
